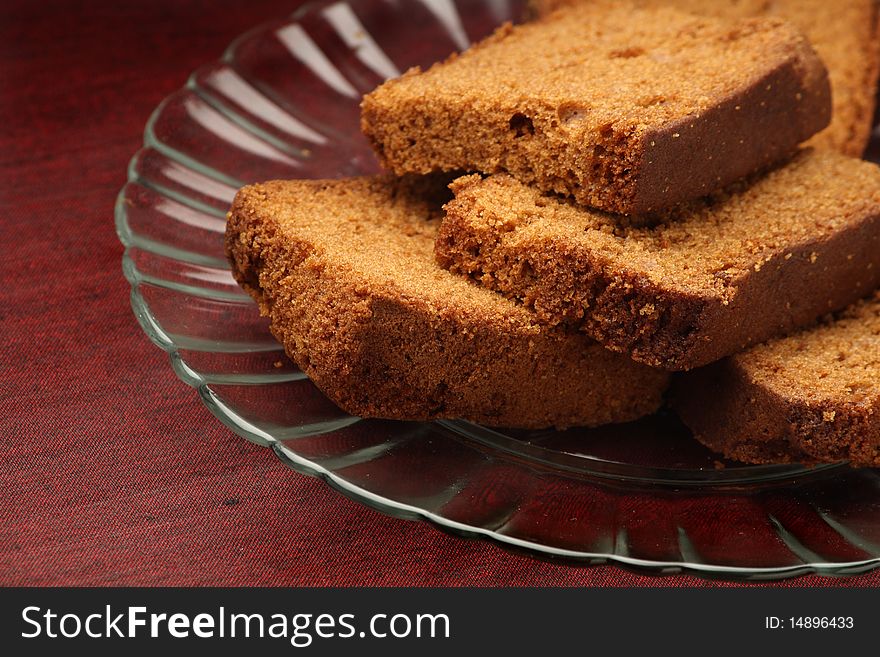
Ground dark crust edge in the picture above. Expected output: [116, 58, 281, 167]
[436, 174, 880, 371]
[671, 359, 880, 468]
[632, 55, 831, 214]
[225, 182, 669, 429]
[360, 14, 830, 215]
[528, 0, 878, 158]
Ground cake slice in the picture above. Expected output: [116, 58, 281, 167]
[225, 176, 668, 429]
[529, 0, 880, 157]
[361, 2, 831, 215]
[436, 149, 880, 371]
[672, 291, 880, 467]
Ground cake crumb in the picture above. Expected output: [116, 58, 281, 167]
[437, 150, 880, 370]
[226, 176, 669, 428]
[361, 2, 831, 214]
[531, 0, 880, 156]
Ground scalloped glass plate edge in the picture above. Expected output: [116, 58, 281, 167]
[201, 376, 880, 581]
[115, 0, 880, 580]
[118, 197, 880, 580]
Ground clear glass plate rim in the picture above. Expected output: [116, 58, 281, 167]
[114, 0, 880, 580]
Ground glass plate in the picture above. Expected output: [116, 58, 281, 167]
[116, 0, 880, 580]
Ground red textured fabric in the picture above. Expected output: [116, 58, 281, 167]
[1, 0, 878, 587]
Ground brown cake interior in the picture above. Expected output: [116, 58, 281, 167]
[226, 176, 669, 429]
[673, 292, 880, 467]
[530, 0, 880, 156]
[436, 150, 880, 370]
[362, 1, 830, 214]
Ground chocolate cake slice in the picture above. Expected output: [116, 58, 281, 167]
[672, 291, 880, 467]
[436, 149, 880, 371]
[225, 176, 668, 429]
[361, 2, 831, 215]
[530, 0, 880, 157]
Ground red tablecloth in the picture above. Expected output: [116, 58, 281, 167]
[3, 0, 878, 587]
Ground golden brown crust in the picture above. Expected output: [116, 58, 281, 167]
[435, 150, 880, 371]
[672, 292, 880, 467]
[529, 0, 880, 157]
[225, 176, 669, 428]
[361, 2, 831, 215]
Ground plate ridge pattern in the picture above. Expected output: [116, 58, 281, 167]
[117, 0, 880, 578]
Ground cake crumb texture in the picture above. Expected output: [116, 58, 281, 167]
[436, 149, 880, 371]
[225, 176, 668, 429]
[672, 291, 880, 467]
[361, 1, 831, 214]
[530, 0, 880, 157]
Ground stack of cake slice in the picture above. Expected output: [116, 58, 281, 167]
[226, 2, 880, 467]
[361, 1, 833, 214]
[226, 175, 669, 429]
